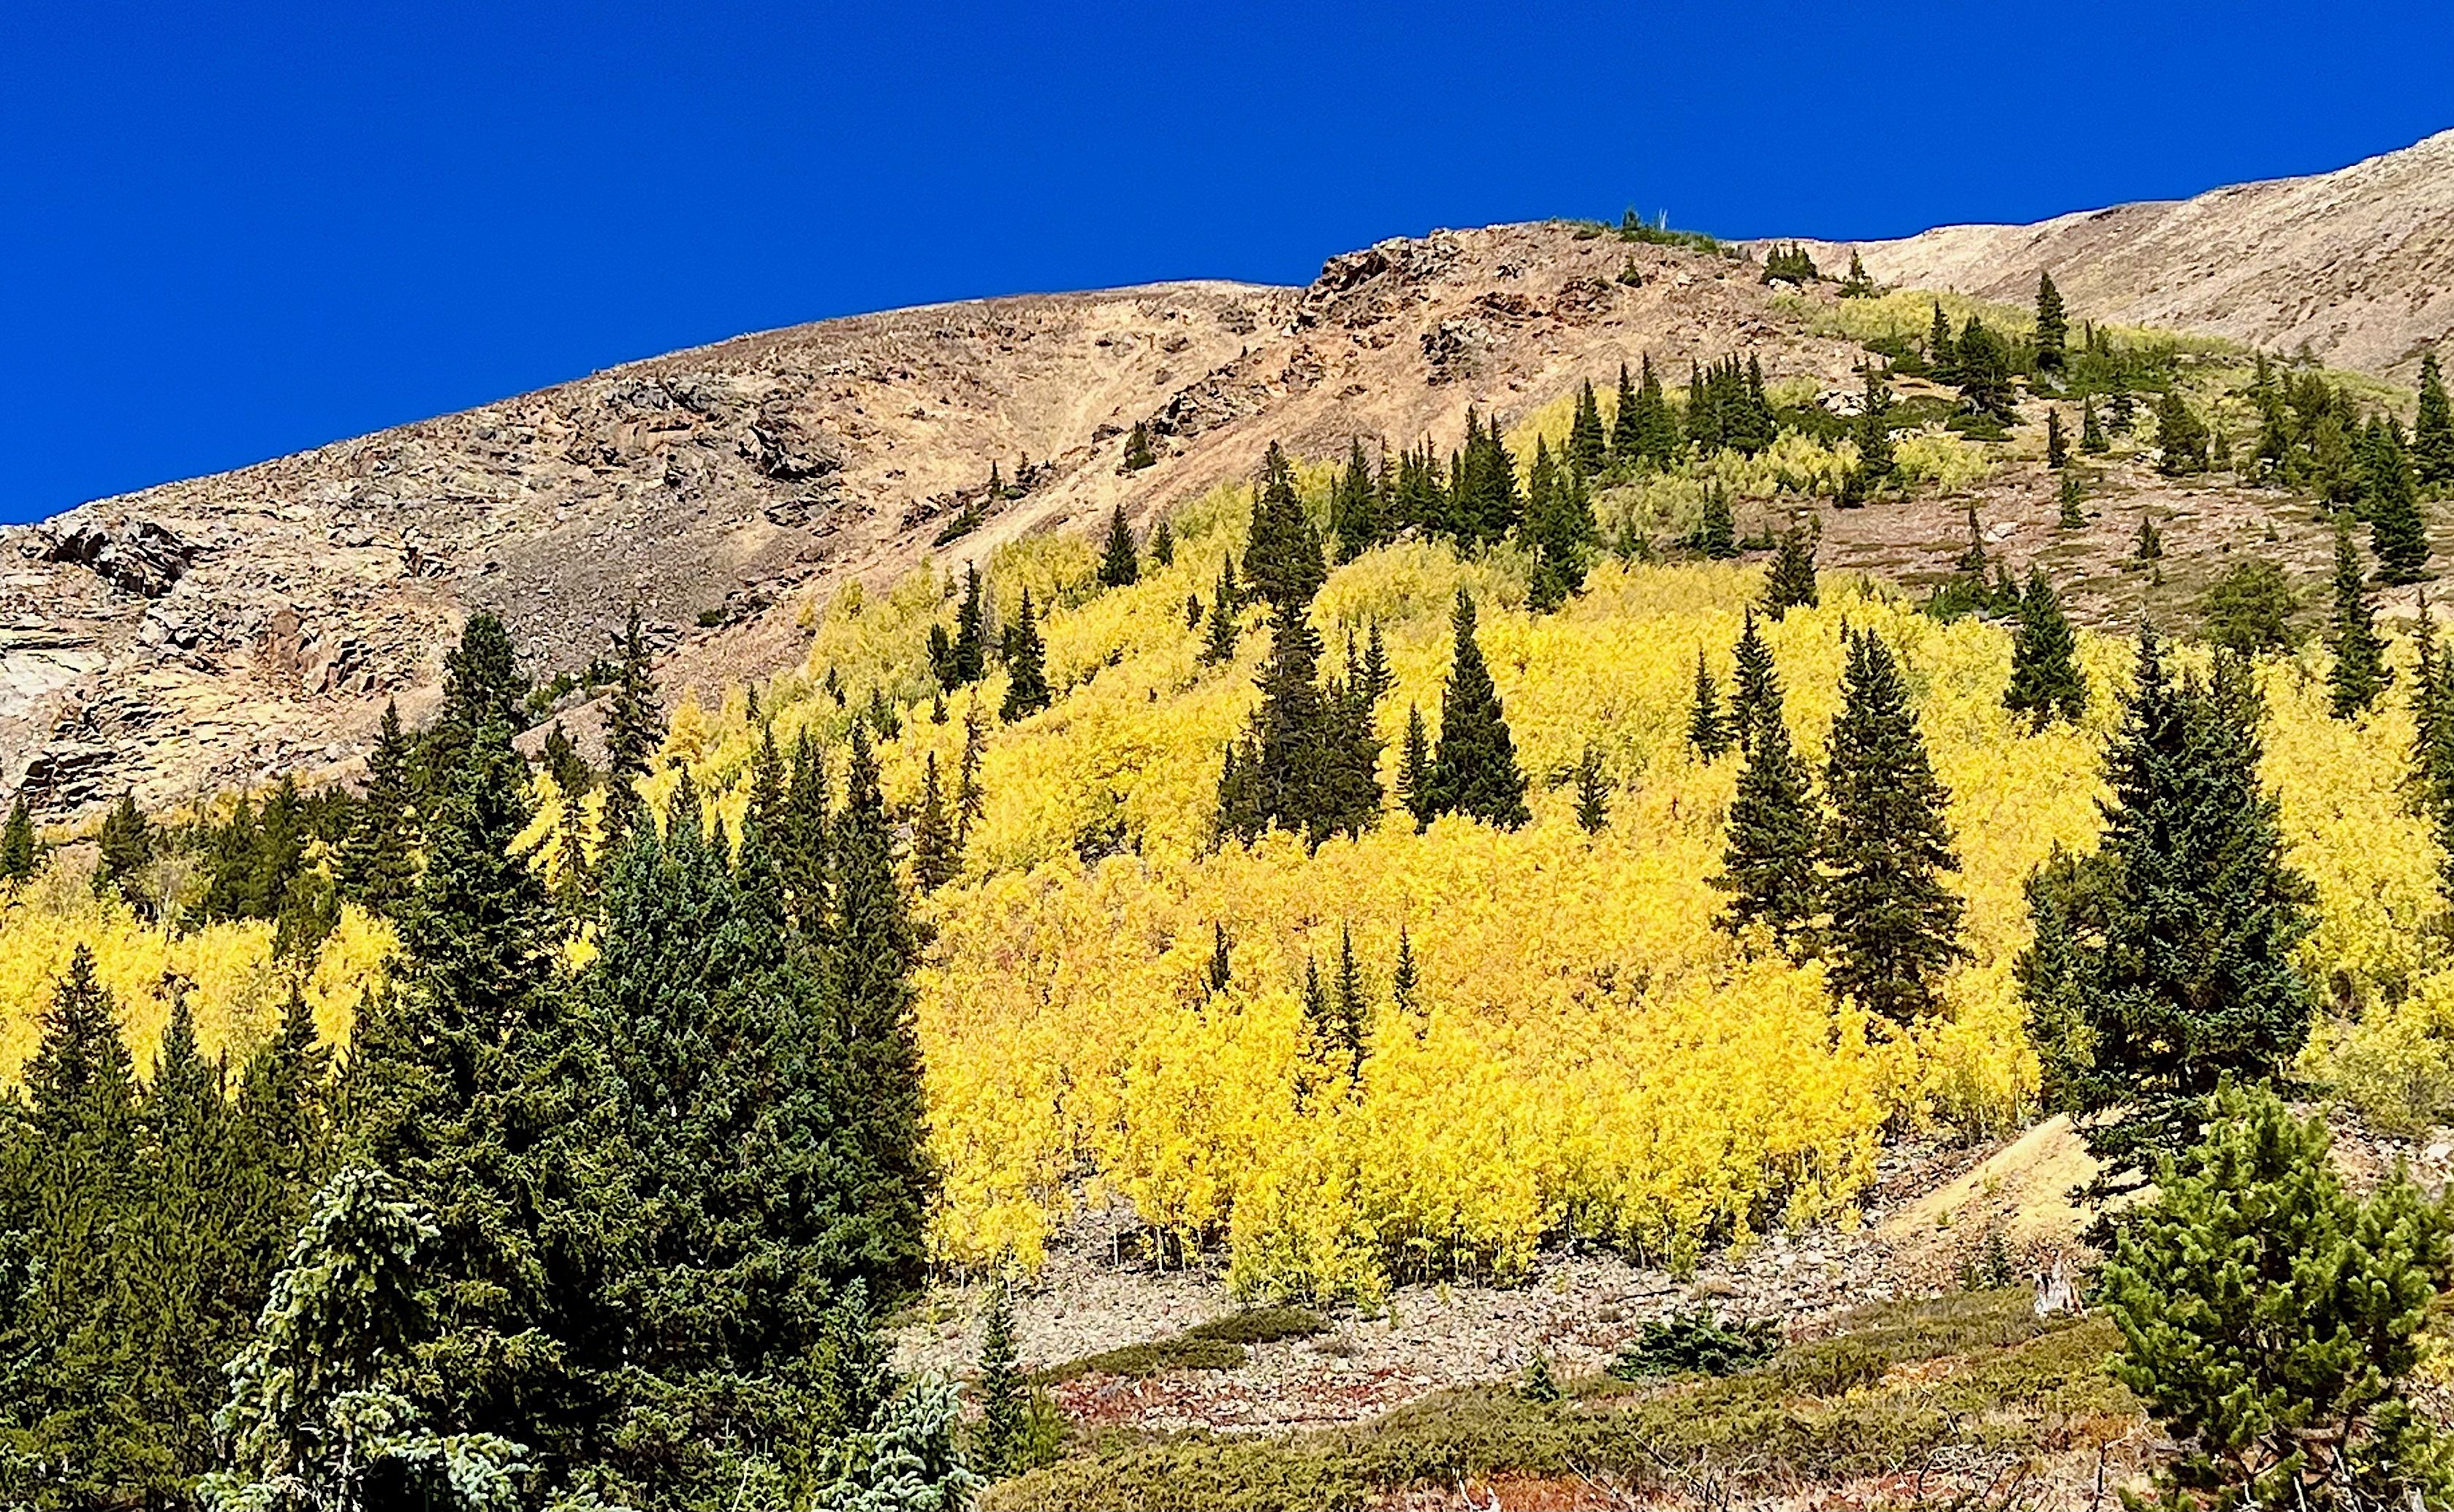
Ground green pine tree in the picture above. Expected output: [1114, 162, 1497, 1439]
[2103, 1084, 2453, 1511]
[2044, 407, 2069, 469]
[912, 750, 961, 889]
[1151, 517, 1175, 566]
[1199, 560, 1242, 666]
[1398, 704, 1435, 832]
[601, 603, 664, 843]
[1, 794, 34, 884]
[1693, 485, 1736, 560]
[1567, 379, 1608, 476]
[972, 1278, 1029, 1479]
[94, 791, 153, 905]
[2056, 471, 2087, 528]
[2003, 567, 2089, 729]
[1953, 317, 2017, 422]
[1000, 588, 1051, 722]
[1427, 591, 1530, 830]
[1687, 650, 1731, 761]
[1609, 362, 1643, 468]
[1122, 421, 1157, 472]
[1098, 505, 1141, 588]
[1573, 746, 1610, 835]
[1328, 438, 1382, 563]
[1760, 520, 1817, 619]
[2018, 631, 2319, 1178]
[2416, 351, 2454, 490]
[1730, 609, 1778, 755]
[201, 1166, 526, 1511]
[949, 565, 989, 685]
[1853, 369, 1895, 490]
[340, 699, 419, 913]
[1838, 251, 1877, 298]
[2365, 419, 2431, 583]
[2328, 514, 2390, 718]
[2032, 271, 2067, 373]
[1712, 650, 1821, 955]
[1818, 629, 1968, 1019]
[2155, 390, 2210, 476]
[2080, 396, 2108, 455]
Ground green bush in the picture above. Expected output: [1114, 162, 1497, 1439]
[1608, 1307, 1779, 1380]
[2198, 558, 2301, 653]
[2105, 1082, 2454, 1511]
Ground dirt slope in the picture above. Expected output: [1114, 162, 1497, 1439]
[1, 226, 1864, 819]
[1784, 128, 2454, 379]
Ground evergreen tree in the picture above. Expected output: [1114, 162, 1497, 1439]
[972, 1278, 1028, 1479]
[1151, 517, 1175, 567]
[1398, 704, 1435, 832]
[999, 588, 1051, 722]
[1573, 746, 1610, 834]
[1927, 302, 1958, 381]
[2044, 407, 2069, 469]
[601, 603, 663, 843]
[1328, 925, 1369, 1084]
[2080, 396, 2108, 455]
[2416, 351, 2454, 490]
[1218, 590, 1382, 848]
[2328, 515, 2390, 718]
[1631, 354, 1679, 469]
[1730, 609, 1779, 754]
[94, 791, 153, 905]
[2154, 390, 2210, 476]
[1819, 630, 1967, 1019]
[2032, 271, 2067, 373]
[1712, 651, 1821, 954]
[345, 699, 583, 1456]
[912, 750, 961, 890]
[955, 704, 987, 846]
[1693, 485, 1736, 559]
[340, 699, 419, 912]
[1098, 505, 1140, 588]
[1, 794, 34, 885]
[2057, 471, 2087, 528]
[201, 1166, 525, 1512]
[1953, 317, 2017, 422]
[1427, 590, 1530, 829]
[2365, 418, 2431, 583]
[1198, 559, 1243, 666]
[1760, 520, 1817, 619]
[1391, 927, 1419, 1015]
[949, 565, 989, 686]
[1853, 369, 1895, 490]
[2003, 567, 2089, 729]
[1328, 438, 1383, 562]
[825, 726, 937, 1298]
[1360, 620, 1393, 706]
[1524, 439, 1597, 610]
[1122, 420, 1157, 472]
[1838, 251, 1877, 298]
[1243, 443, 1327, 607]
[2103, 1084, 2454, 1512]
[1567, 379, 1608, 476]
[2018, 631, 2319, 1176]
[1207, 922, 1233, 995]
[1687, 650, 1731, 761]
[1609, 362, 1643, 467]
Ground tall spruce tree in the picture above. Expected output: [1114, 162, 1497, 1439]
[1853, 368, 1896, 490]
[1609, 362, 1643, 468]
[1731, 609, 1779, 756]
[2003, 566, 2089, 729]
[1688, 649, 1731, 761]
[2018, 631, 2319, 1177]
[1633, 354, 1679, 469]
[1693, 484, 1737, 560]
[2417, 351, 2454, 490]
[1000, 588, 1051, 722]
[1567, 379, 1608, 476]
[1573, 746, 1610, 835]
[913, 750, 960, 889]
[1953, 317, 2018, 422]
[2364, 418, 2431, 583]
[2328, 514, 2390, 718]
[1818, 629, 1968, 1019]
[340, 699, 419, 912]
[2033, 271, 2068, 373]
[971, 1279, 1029, 1479]
[1329, 438, 1383, 563]
[1427, 590, 1530, 830]
[1, 793, 34, 884]
[2081, 396, 2109, 455]
[1244, 444, 1327, 606]
[1098, 505, 1141, 588]
[601, 603, 663, 843]
[2045, 408, 2069, 469]
[2155, 390, 2211, 476]
[1524, 439, 1597, 611]
[1398, 704, 1435, 832]
[1712, 644, 1821, 954]
[949, 565, 989, 686]
[1760, 520, 1817, 619]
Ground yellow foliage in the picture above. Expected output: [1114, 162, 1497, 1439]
[0, 857, 387, 1081]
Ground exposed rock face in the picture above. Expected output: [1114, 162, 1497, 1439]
[1781, 128, 2454, 380]
[4, 226, 1874, 821]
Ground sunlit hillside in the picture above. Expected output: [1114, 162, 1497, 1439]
[566, 476, 2448, 1301]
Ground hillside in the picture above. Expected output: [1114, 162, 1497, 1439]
[0, 226, 1869, 821]
[1789, 128, 2454, 381]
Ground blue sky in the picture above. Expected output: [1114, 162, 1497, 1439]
[3, 1, 2450, 525]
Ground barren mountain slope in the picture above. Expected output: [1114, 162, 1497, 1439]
[1784, 127, 2454, 379]
[1, 224, 1866, 820]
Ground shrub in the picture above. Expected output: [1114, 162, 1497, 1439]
[2198, 558, 2301, 654]
[2105, 1082, 2454, 1511]
[1608, 1307, 1779, 1380]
